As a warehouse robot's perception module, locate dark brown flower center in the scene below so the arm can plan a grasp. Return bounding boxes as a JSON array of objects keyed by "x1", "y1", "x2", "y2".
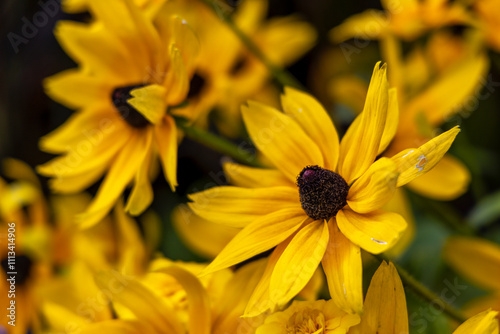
[
  {"x1": 111, "y1": 84, "x2": 150, "y2": 128},
  {"x1": 297, "y1": 165, "x2": 349, "y2": 220},
  {"x1": 1, "y1": 254, "x2": 33, "y2": 286}
]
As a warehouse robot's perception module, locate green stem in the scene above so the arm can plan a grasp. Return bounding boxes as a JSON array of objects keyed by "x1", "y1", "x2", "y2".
[
  {"x1": 374, "y1": 254, "x2": 467, "y2": 324},
  {"x1": 199, "y1": 0, "x2": 306, "y2": 91},
  {"x1": 175, "y1": 117, "x2": 263, "y2": 167}
]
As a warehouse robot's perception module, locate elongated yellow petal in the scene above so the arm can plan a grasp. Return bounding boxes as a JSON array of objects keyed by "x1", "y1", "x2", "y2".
[
  {"x1": 329, "y1": 10, "x2": 388, "y2": 43},
  {"x1": 406, "y1": 154, "x2": 470, "y2": 200},
  {"x1": 337, "y1": 209, "x2": 407, "y2": 254},
  {"x1": 444, "y1": 237, "x2": 500, "y2": 291},
  {"x1": 200, "y1": 208, "x2": 307, "y2": 276},
  {"x1": 321, "y1": 219, "x2": 363, "y2": 314},
  {"x1": 245, "y1": 238, "x2": 293, "y2": 317},
  {"x1": 391, "y1": 126, "x2": 460, "y2": 187},
  {"x1": 353, "y1": 261, "x2": 408, "y2": 334},
  {"x1": 378, "y1": 87, "x2": 399, "y2": 155},
  {"x1": 155, "y1": 115, "x2": 178, "y2": 191},
  {"x1": 270, "y1": 220, "x2": 329, "y2": 308},
  {"x1": 77, "y1": 130, "x2": 152, "y2": 228},
  {"x1": 172, "y1": 204, "x2": 238, "y2": 259},
  {"x1": 94, "y1": 271, "x2": 184, "y2": 334},
  {"x1": 53, "y1": 20, "x2": 139, "y2": 82},
  {"x1": 453, "y1": 310, "x2": 499, "y2": 334},
  {"x1": 223, "y1": 162, "x2": 292, "y2": 188},
  {"x1": 127, "y1": 85, "x2": 167, "y2": 125},
  {"x1": 347, "y1": 158, "x2": 398, "y2": 214},
  {"x1": 188, "y1": 186, "x2": 300, "y2": 228},
  {"x1": 44, "y1": 69, "x2": 110, "y2": 109},
  {"x1": 167, "y1": 15, "x2": 200, "y2": 74},
  {"x1": 157, "y1": 266, "x2": 211, "y2": 334},
  {"x1": 125, "y1": 148, "x2": 154, "y2": 216},
  {"x1": 163, "y1": 46, "x2": 190, "y2": 105},
  {"x1": 281, "y1": 87, "x2": 340, "y2": 170},
  {"x1": 400, "y1": 53, "x2": 489, "y2": 133},
  {"x1": 39, "y1": 106, "x2": 121, "y2": 154},
  {"x1": 339, "y1": 62, "x2": 389, "y2": 183},
  {"x1": 242, "y1": 101, "x2": 323, "y2": 183}
]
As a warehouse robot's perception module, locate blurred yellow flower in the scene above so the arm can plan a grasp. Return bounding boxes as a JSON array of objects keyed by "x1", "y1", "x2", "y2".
[
  {"x1": 189, "y1": 62, "x2": 460, "y2": 315},
  {"x1": 255, "y1": 299, "x2": 360, "y2": 334},
  {"x1": 37, "y1": 0, "x2": 199, "y2": 228},
  {"x1": 162, "y1": 0, "x2": 317, "y2": 137},
  {"x1": 444, "y1": 236, "x2": 500, "y2": 316}
]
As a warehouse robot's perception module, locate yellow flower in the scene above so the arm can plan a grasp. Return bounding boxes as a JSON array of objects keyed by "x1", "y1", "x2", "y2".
[
  {"x1": 453, "y1": 309, "x2": 499, "y2": 334},
  {"x1": 37, "y1": 0, "x2": 199, "y2": 227},
  {"x1": 330, "y1": 0, "x2": 471, "y2": 43},
  {"x1": 189, "y1": 62, "x2": 460, "y2": 315},
  {"x1": 444, "y1": 237, "x2": 500, "y2": 316},
  {"x1": 255, "y1": 299, "x2": 360, "y2": 334},
  {"x1": 474, "y1": 0, "x2": 500, "y2": 52},
  {"x1": 61, "y1": 0, "x2": 166, "y2": 13},
  {"x1": 349, "y1": 261, "x2": 408, "y2": 334},
  {"x1": 162, "y1": 0, "x2": 316, "y2": 137}
]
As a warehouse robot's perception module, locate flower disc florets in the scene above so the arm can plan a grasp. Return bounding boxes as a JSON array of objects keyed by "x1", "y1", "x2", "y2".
[
  {"x1": 111, "y1": 84, "x2": 150, "y2": 128},
  {"x1": 297, "y1": 165, "x2": 349, "y2": 220}
]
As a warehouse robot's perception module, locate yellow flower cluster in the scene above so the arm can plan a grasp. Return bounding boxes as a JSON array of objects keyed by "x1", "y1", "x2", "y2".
[{"x1": 1, "y1": 0, "x2": 500, "y2": 333}]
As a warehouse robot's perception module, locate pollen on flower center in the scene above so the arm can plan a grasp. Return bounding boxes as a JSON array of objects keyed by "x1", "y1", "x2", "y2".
[
  {"x1": 111, "y1": 84, "x2": 151, "y2": 128},
  {"x1": 297, "y1": 165, "x2": 349, "y2": 221}
]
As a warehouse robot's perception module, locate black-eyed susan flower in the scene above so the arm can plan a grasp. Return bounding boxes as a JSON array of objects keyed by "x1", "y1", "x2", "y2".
[
  {"x1": 188, "y1": 62, "x2": 460, "y2": 315},
  {"x1": 255, "y1": 299, "x2": 360, "y2": 334},
  {"x1": 444, "y1": 237, "x2": 500, "y2": 316},
  {"x1": 161, "y1": 0, "x2": 316, "y2": 138},
  {"x1": 37, "y1": 0, "x2": 199, "y2": 228}
]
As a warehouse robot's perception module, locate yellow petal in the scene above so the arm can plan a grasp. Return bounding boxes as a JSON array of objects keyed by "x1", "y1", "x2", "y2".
[
  {"x1": 406, "y1": 154, "x2": 470, "y2": 200},
  {"x1": 329, "y1": 10, "x2": 388, "y2": 43},
  {"x1": 336, "y1": 209, "x2": 407, "y2": 254},
  {"x1": 378, "y1": 87, "x2": 399, "y2": 155},
  {"x1": 94, "y1": 271, "x2": 184, "y2": 334},
  {"x1": 270, "y1": 220, "x2": 329, "y2": 308},
  {"x1": 127, "y1": 84, "x2": 167, "y2": 125},
  {"x1": 167, "y1": 15, "x2": 200, "y2": 74},
  {"x1": 453, "y1": 310, "x2": 499, "y2": 334},
  {"x1": 242, "y1": 101, "x2": 323, "y2": 183},
  {"x1": 200, "y1": 208, "x2": 307, "y2": 276},
  {"x1": 339, "y1": 62, "x2": 389, "y2": 183},
  {"x1": 354, "y1": 261, "x2": 409, "y2": 334},
  {"x1": 223, "y1": 162, "x2": 292, "y2": 188},
  {"x1": 125, "y1": 149, "x2": 154, "y2": 216},
  {"x1": 258, "y1": 16, "x2": 317, "y2": 66},
  {"x1": 39, "y1": 106, "x2": 120, "y2": 154},
  {"x1": 400, "y1": 53, "x2": 489, "y2": 133},
  {"x1": 188, "y1": 186, "x2": 300, "y2": 228},
  {"x1": 244, "y1": 241, "x2": 290, "y2": 317},
  {"x1": 347, "y1": 158, "x2": 398, "y2": 214},
  {"x1": 281, "y1": 87, "x2": 340, "y2": 170},
  {"x1": 171, "y1": 204, "x2": 238, "y2": 259},
  {"x1": 155, "y1": 115, "x2": 178, "y2": 191},
  {"x1": 444, "y1": 237, "x2": 500, "y2": 291},
  {"x1": 53, "y1": 20, "x2": 139, "y2": 82},
  {"x1": 163, "y1": 46, "x2": 190, "y2": 105},
  {"x1": 321, "y1": 219, "x2": 363, "y2": 314},
  {"x1": 391, "y1": 126, "x2": 460, "y2": 187},
  {"x1": 157, "y1": 266, "x2": 211, "y2": 334},
  {"x1": 383, "y1": 188, "x2": 416, "y2": 257},
  {"x1": 44, "y1": 69, "x2": 110, "y2": 109},
  {"x1": 77, "y1": 130, "x2": 152, "y2": 228}
]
